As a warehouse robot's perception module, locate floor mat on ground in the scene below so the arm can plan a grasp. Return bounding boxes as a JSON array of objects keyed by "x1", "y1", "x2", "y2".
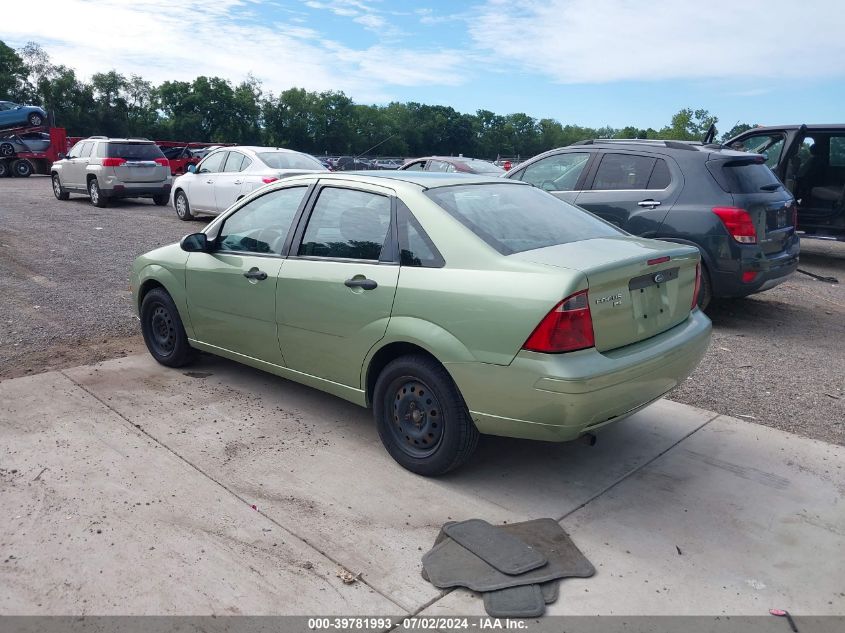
[
  {"x1": 483, "y1": 584, "x2": 546, "y2": 618},
  {"x1": 443, "y1": 519, "x2": 548, "y2": 575},
  {"x1": 421, "y1": 518, "x2": 595, "y2": 592}
]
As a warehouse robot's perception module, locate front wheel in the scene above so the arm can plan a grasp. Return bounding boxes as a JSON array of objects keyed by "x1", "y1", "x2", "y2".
[
  {"x1": 28, "y1": 112, "x2": 44, "y2": 127},
  {"x1": 174, "y1": 190, "x2": 194, "y2": 220},
  {"x1": 88, "y1": 178, "x2": 108, "y2": 207},
  {"x1": 373, "y1": 354, "x2": 479, "y2": 476},
  {"x1": 0, "y1": 142, "x2": 14, "y2": 157},
  {"x1": 52, "y1": 174, "x2": 70, "y2": 200},
  {"x1": 140, "y1": 288, "x2": 194, "y2": 367}
]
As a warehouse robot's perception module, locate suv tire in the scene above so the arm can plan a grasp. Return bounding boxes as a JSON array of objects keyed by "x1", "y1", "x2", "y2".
[
  {"x1": 140, "y1": 288, "x2": 194, "y2": 367},
  {"x1": 152, "y1": 194, "x2": 168, "y2": 206},
  {"x1": 88, "y1": 178, "x2": 109, "y2": 207},
  {"x1": 697, "y1": 264, "x2": 713, "y2": 311},
  {"x1": 52, "y1": 174, "x2": 70, "y2": 200},
  {"x1": 174, "y1": 190, "x2": 194, "y2": 220},
  {"x1": 374, "y1": 354, "x2": 479, "y2": 476},
  {"x1": 12, "y1": 159, "x2": 32, "y2": 177}
]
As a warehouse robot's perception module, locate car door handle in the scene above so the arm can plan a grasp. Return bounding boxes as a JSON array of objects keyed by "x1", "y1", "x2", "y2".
[
  {"x1": 344, "y1": 278, "x2": 378, "y2": 290},
  {"x1": 638, "y1": 199, "x2": 661, "y2": 208},
  {"x1": 206, "y1": 180, "x2": 214, "y2": 184},
  {"x1": 234, "y1": 180, "x2": 243, "y2": 185},
  {"x1": 243, "y1": 268, "x2": 267, "y2": 281}
]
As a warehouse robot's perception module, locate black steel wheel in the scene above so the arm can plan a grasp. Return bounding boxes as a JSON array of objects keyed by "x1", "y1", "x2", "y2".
[
  {"x1": 374, "y1": 354, "x2": 479, "y2": 476},
  {"x1": 52, "y1": 174, "x2": 69, "y2": 200},
  {"x1": 140, "y1": 287, "x2": 194, "y2": 367}
]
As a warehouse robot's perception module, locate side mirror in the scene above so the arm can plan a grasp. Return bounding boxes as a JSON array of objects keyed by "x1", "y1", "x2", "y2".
[
  {"x1": 180, "y1": 233, "x2": 210, "y2": 252},
  {"x1": 186, "y1": 164, "x2": 197, "y2": 173},
  {"x1": 57, "y1": 152, "x2": 65, "y2": 160}
]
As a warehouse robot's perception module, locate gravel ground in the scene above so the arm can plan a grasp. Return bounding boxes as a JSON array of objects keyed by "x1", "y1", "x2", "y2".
[{"x1": 1, "y1": 176, "x2": 843, "y2": 444}]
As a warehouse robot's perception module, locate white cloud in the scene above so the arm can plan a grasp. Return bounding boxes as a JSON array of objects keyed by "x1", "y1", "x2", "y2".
[
  {"x1": 468, "y1": 0, "x2": 845, "y2": 83},
  {"x1": 1, "y1": 0, "x2": 467, "y2": 102}
]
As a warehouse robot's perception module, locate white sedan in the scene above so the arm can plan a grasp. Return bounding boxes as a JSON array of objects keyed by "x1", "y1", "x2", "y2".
[{"x1": 170, "y1": 146, "x2": 327, "y2": 219}]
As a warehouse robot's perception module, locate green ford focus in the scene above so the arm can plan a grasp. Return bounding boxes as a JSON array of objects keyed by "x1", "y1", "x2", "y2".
[{"x1": 131, "y1": 172, "x2": 711, "y2": 475}]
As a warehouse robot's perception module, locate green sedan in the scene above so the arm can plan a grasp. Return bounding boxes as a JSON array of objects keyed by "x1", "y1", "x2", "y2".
[{"x1": 131, "y1": 172, "x2": 711, "y2": 475}]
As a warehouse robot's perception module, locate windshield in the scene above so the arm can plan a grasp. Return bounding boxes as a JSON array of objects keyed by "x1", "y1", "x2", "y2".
[
  {"x1": 257, "y1": 151, "x2": 324, "y2": 170},
  {"x1": 425, "y1": 183, "x2": 623, "y2": 255}
]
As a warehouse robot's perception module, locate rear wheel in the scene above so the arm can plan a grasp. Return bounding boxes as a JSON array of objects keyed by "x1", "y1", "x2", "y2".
[
  {"x1": 140, "y1": 287, "x2": 194, "y2": 367},
  {"x1": 374, "y1": 354, "x2": 479, "y2": 476},
  {"x1": 697, "y1": 263, "x2": 713, "y2": 311},
  {"x1": 174, "y1": 190, "x2": 193, "y2": 220},
  {"x1": 52, "y1": 174, "x2": 69, "y2": 200},
  {"x1": 88, "y1": 178, "x2": 108, "y2": 207},
  {"x1": 12, "y1": 159, "x2": 32, "y2": 177},
  {"x1": 152, "y1": 194, "x2": 168, "y2": 206},
  {"x1": 0, "y1": 161, "x2": 9, "y2": 178}
]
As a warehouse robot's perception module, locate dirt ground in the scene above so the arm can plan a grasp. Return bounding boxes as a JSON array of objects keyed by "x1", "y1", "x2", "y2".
[{"x1": 1, "y1": 176, "x2": 843, "y2": 443}]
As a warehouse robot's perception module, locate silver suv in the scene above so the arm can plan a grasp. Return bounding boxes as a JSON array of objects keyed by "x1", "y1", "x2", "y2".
[{"x1": 51, "y1": 137, "x2": 172, "y2": 207}]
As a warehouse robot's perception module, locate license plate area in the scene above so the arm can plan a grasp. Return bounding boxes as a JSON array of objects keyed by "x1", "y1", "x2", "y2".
[{"x1": 629, "y1": 267, "x2": 678, "y2": 333}]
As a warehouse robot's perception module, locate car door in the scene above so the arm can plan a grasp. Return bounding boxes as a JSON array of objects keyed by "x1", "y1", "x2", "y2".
[
  {"x1": 184, "y1": 184, "x2": 312, "y2": 364},
  {"x1": 509, "y1": 151, "x2": 593, "y2": 204},
  {"x1": 60, "y1": 141, "x2": 84, "y2": 187},
  {"x1": 67, "y1": 141, "x2": 94, "y2": 188},
  {"x1": 276, "y1": 182, "x2": 400, "y2": 388},
  {"x1": 574, "y1": 151, "x2": 679, "y2": 236},
  {"x1": 213, "y1": 151, "x2": 253, "y2": 212},
  {"x1": 191, "y1": 150, "x2": 228, "y2": 212}
]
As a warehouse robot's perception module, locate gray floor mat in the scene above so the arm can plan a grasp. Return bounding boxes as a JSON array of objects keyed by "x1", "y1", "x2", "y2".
[
  {"x1": 443, "y1": 519, "x2": 547, "y2": 575},
  {"x1": 422, "y1": 518, "x2": 594, "y2": 592},
  {"x1": 483, "y1": 584, "x2": 545, "y2": 618},
  {"x1": 540, "y1": 580, "x2": 559, "y2": 604}
]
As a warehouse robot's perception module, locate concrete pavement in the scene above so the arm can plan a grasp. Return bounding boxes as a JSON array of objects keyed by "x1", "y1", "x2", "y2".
[{"x1": 1, "y1": 353, "x2": 843, "y2": 616}]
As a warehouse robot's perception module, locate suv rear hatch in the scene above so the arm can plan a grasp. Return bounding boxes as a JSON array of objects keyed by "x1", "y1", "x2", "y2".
[
  {"x1": 106, "y1": 142, "x2": 169, "y2": 183},
  {"x1": 706, "y1": 155, "x2": 796, "y2": 255},
  {"x1": 511, "y1": 237, "x2": 700, "y2": 352}
]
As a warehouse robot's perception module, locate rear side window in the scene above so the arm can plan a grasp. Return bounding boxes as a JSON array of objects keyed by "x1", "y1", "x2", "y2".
[
  {"x1": 591, "y1": 154, "x2": 655, "y2": 190},
  {"x1": 829, "y1": 136, "x2": 845, "y2": 167},
  {"x1": 257, "y1": 152, "x2": 324, "y2": 170},
  {"x1": 223, "y1": 152, "x2": 246, "y2": 172},
  {"x1": 707, "y1": 159, "x2": 782, "y2": 193},
  {"x1": 397, "y1": 200, "x2": 444, "y2": 268},
  {"x1": 106, "y1": 143, "x2": 164, "y2": 160},
  {"x1": 78, "y1": 142, "x2": 94, "y2": 158},
  {"x1": 425, "y1": 183, "x2": 622, "y2": 255},
  {"x1": 298, "y1": 187, "x2": 392, "y2": 261},
  {"x1": 648, "y1": 159, "x2": 671, "y2": 189}
]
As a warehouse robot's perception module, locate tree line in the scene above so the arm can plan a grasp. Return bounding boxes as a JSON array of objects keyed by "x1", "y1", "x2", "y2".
[{"x1": 1, "y1": 41, "x2": 754, "y2": 158}]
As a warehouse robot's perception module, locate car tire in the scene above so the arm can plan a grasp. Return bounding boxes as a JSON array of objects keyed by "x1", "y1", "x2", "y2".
[
  {"x1": 152, "y1": 194, "x2": 168, "y2": 206},
  {"x1": 0, "y1": 142, "x2": 14, "y2": 157},
  {"x1": 697, "y1": 263, "x2": 713, "y2": 311},
  {"x1": 52, "y1": 174, "x2": 70, "y2": 200},
  {"x1": 0, "y1": 161, "x2": 9, "y2": 178},
  {"x1": 28, "y1": 113, "x2": 44, "y2": 127},
  {"x1": 88, "y1": 178, "x2": 108, "y2": 207},
  {"x1": 174, "y1": 190, "x2": 194, "y2": 220},
  {"x1": 12, "y1": 159, "x2": 32, "y2": 177},
  {"x1": 139, "y1": 287, "x2": 194, "y2": 368},
  {"x1": 374, "y1": 354, "x2": 479, "y2": 476}
]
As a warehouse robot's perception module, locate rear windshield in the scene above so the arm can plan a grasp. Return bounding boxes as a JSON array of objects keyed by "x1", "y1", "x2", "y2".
[
  {"x1": 106, "y1": 143, "x2": 165, "y2": 160},
  {"x1": 257, "y1": 151, "x2": 324, "y2": 170},
  {"x1": 425, "y1": 183, "x2": 623, "y2": 255},
  {"x1": 707, "y1": 159, "x2": 783, "y2": 194}
]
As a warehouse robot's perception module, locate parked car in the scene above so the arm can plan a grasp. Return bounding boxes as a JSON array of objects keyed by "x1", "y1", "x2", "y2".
[
  {"x1": 726, "y1": 124, "x2": 845, "y2": 241},
  {"x1": 0, "y1": 131, "x2": 51, "y2": 157},
  {"x1": 51, "y1": 137, "x2": 172, "y2": 207},
  {"x1": 504, "y1": 139, "x2": 800, "y2": 308},
  {"x1": 170, "y1": 146, "x2": 327, "y2": 219},
  {"x1": 131, "y1": 172, "x2": 711, "y2": 475},
  {"x1": 0, "y1": 101, "x2": 47, "y2": 129},
  {"x1": 334, "y1": 156, "x2": 373, "y2": 171},
  {"x1": 400, "y1": 156, "x2": 505, "y2": 175},
  {"x1": 372, "y1": 159, "x2": 402, "y2": 170}
]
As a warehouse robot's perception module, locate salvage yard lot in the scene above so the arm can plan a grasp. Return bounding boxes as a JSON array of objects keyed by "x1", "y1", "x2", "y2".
[{"x1": 1, "y1": 176, "x2": 843, "y2": 444}]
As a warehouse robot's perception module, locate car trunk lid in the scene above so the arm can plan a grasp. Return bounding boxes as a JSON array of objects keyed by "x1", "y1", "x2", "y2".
[{"x1": 511, "y1": 237, "x2": 700, "y2": 352}]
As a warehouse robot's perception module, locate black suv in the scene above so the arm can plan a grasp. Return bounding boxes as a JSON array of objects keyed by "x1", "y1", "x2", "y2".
[
  {"x1": 726, "y1": 124, "x2": 845, "y2": 241},
  {"x1": 504, "y1": 139, "x2": 800, "y2": 308}
]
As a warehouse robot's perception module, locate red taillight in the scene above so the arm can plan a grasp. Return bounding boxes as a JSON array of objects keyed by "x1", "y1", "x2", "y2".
[
  {"x1": 262, "y1": 177, "x2": 278, "y2": 184},
  {"x1": 102, "y1": 158, "x2": 126, "y2": 167},
  {"x1": 154, "y1": 157, "x2": 169, "y2": 166},
  {"x1": 691, "y1": 262, "x2": 702, "y2": 309},
  {"x1": 742, "y1": 271, "x2": 759, "y2": 283},
  {"x1": 523, "y1": 290, "x2": 595, "y2": 353},
  {"x1": 712, "y1": 207, "x2": 757, "y2": 244},
  {"x1": 647, "y1": 256, "x2": 670, "y2": 266}
]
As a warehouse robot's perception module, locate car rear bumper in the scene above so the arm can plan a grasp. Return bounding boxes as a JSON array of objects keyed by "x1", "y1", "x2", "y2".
[
  {"x1": 445, "y1": 309, "x2": 712, "y2": 442},
  {"x1": 711, "y1": 236, "x2": 800, "y2": 298},
  {"x1": 102, "y1": 183, "x2": 172, "y2": 199}
]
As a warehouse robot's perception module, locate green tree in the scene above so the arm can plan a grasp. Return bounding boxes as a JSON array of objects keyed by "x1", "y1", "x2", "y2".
[
  {"x1": 658, "y1": 108, "x2": 718, "y2": 141},
  {"x1": 0, "y1": 40, "x2": 27, "y2": 99}
]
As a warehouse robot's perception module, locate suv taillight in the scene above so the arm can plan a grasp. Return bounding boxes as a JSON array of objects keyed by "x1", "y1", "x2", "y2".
[
  {"x1": 691, "y1": 262, "x2": 702, "y2": 310},
  {"x1": 712, "y1": 207, "x2": 757, "y2": 244},
  {"x1": 154, "y1": 157, "x2": 169, "y2": 166},
  {"x1": 523, "y1": 290, "x2": 595, "y2": 353},
  {"x1": 102, "y1": 158, "x2": 126, "y2": 167}
]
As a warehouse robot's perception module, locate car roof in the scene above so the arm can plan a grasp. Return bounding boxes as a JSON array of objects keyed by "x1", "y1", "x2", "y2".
[
  {"x1": 733, "y1": 124, "x2": 845, "y2": 133},
  {"x1": 283, "y1": 171, "x2": 522, "y2": 190},
  {"x1": 234, "y1": 146, "x2": 308, "y2": 154},
  {"x1": 535, "y1": 140, "x2": 754, "y2": 160}
]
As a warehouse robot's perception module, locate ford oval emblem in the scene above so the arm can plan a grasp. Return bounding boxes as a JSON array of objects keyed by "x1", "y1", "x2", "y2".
[{"x1": 653, "y1": 273, "x2": 666, "y2": 283}]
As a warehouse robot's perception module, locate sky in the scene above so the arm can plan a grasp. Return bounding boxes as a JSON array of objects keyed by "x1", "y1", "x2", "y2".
[{"x1": 3, "y1": 0, "x2": 845, "y2": 131}]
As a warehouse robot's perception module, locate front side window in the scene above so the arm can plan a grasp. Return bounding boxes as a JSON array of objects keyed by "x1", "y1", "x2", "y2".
[
  {"x1": 591, "y1": 153, "x2": 656, "y2": 190},
  {"x1": 426, "y1": 183, "x2": 622, "y2": 255},
  {"x1": 298, "y1": 187, "x2": 391, "y2": 261},
  {"x1": 518, "y1": 152, "x2": 589, "y2": 191},
  {"x1": 68, "y1": 142, "x2": 83, "y2": 158},
  {"x1": 198, "y1": 151, "x2": 227, "y2": 174},
  {"x1": 217, "y1": 187, "x2": 308, "y2": 255}
]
